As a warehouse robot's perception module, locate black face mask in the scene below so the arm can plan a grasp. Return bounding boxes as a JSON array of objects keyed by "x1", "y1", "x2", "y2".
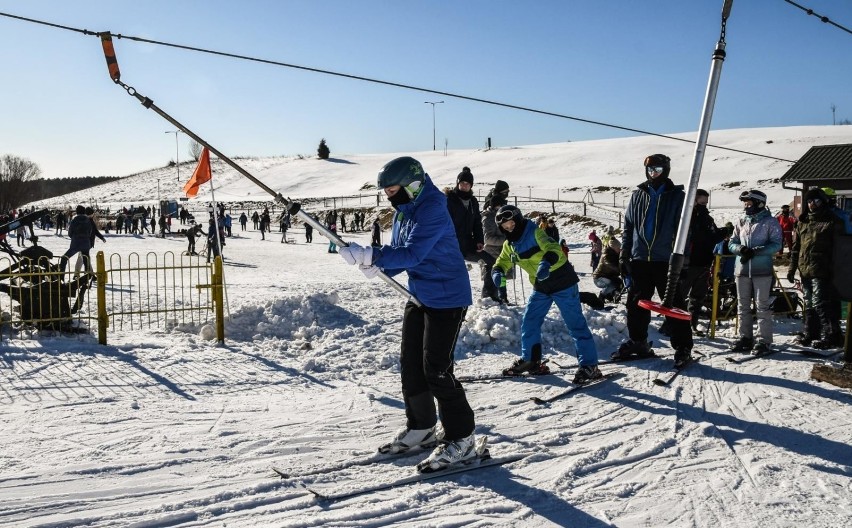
[
  {"x1": 456, "y1": 187, "x2": 473, "y2": 199},
  {"x1": 694, "y1": 204, "x2": 708, "y2": 213},
  {"x1": 388, "y1": 190, "x2": 411, "y2": 208},
  {"x1": 648, "y1": 176, "x2": 667, "y2": 189}
]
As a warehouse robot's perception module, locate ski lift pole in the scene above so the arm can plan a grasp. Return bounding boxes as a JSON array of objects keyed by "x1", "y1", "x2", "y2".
[
  {"x1": 640, "y1": 0, "x2": 733, "y2": 320},
  {"x1": 98, "y1": 34, "x2": 422, "y2": 307}
]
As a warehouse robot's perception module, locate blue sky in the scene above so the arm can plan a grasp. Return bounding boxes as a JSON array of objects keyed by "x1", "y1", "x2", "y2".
[{"x1": 1, "y1": 0, "x2": 851, "y2": 179}]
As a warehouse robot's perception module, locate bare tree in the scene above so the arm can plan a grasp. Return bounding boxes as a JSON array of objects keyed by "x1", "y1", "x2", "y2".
[
  {"x1": 188, "y1": 139, "x2": 203, "y2": 161},
  {"x1": 0, "y1": 154, "x2": 41, "y2": 212}
]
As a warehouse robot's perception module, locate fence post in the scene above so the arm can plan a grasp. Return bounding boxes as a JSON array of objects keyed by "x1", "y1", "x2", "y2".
[
  {"x1": 583, "y1": 203, "x2": 587, "y2": 216},
  {"x1": 96, "y1": 251, "x2": 108, "y2": 345},
  {"x1": 213, "y1": 256, "x2": 225, "y2": 344}
]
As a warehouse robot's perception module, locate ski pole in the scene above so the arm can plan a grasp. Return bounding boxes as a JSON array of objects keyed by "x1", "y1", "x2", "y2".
[{"x1": 98, "y1": 34, "x2": 422, "y2": 307}]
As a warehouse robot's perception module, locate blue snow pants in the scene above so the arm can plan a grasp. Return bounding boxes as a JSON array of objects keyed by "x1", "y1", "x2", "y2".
[{"x1": 521, "y1": 283, "x2": 598, "y2": 366}]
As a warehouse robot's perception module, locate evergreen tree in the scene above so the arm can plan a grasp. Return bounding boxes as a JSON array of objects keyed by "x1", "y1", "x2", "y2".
[{"x1": 317, "y1": 138, "x2": 330, "y2": 160}]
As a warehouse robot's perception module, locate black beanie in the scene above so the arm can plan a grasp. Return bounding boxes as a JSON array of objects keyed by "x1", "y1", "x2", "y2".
[
  {"x1": 457, "y1": 167, "x2": 474, "y2": 186},
  {"x1": 494, "y1": 180, "x2": 509, "y2": 194},
  {"x1": 805, "y1": 187, "x2": 828, "y2": 204}
]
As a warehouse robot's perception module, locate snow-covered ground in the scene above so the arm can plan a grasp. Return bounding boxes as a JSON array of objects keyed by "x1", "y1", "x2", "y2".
[{"x1": 2, "y1": 126, "x2": 851, "y2": 527}]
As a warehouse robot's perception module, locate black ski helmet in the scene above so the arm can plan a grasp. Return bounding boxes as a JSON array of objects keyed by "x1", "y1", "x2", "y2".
[
  {"x1": 495, "y1": 204, "x2": 526, "y2": 240},
  {"x1": 644, "y1": 154, "x2": 671, "y2": 180},
  {"x1": 377, "y1": 156, "x2": 426, "y2": 190}
]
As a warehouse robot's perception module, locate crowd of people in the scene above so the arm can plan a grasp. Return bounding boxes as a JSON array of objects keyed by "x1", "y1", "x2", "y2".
[{"x1": 335, "y1": 154, "x2": 849, "y2": 474}]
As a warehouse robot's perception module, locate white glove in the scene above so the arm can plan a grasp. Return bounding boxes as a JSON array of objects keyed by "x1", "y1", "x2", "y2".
[
  {"x1": 359, "y1": 264, "x2": 380, "y2": 279},
  {"x1": 339, "y1": 242, "x2": 373, "y2": 266}
]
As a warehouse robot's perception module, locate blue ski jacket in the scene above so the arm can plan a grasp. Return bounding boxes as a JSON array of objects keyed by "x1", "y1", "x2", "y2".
[
  {"x1": 373, "y1": 175, "x2": 473, "y2": 309},
  {"x1": 622, "y1": 179, "x2": 686, "y2": 263}
]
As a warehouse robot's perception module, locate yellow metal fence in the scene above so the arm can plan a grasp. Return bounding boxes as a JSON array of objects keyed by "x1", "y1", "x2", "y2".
[{"x1": 0, "y1": 251, "x2": 223, "y2": 344}]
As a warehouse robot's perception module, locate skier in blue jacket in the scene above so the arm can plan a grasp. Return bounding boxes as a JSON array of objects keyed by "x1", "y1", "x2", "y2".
[
  {"x1": 338, "y1": 156, "x2": 479, "y2": 473},
  {"x1": 491, "y1": 205, "x2": 601, "y2": 384}
]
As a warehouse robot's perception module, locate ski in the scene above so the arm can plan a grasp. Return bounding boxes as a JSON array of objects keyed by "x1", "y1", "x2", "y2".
[
  {"x1": 530, "y1": 372, "x2": 620, "y2": 405},
  {"x1": 725, "y1": 347, "x2": 783, "y2": 364},
  {"x1": 457, "y1": 360, "x2": 559, "y2": 383},
  {"x1": 278, "y1": 450, "x2": 528, "y2": 502},
  {"x1": 653, "y1": 356, "x2": 702, "y2": 386},
  {"x1": 271, "y1": 445, "x2": 430, "y2": 480}
]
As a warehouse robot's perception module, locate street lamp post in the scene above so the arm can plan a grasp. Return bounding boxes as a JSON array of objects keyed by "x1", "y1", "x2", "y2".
[
  {"x1": 424, "y1": 101, "x2": 444, "y2": 151},
  {"x1": 165, "y1": 130, "x2": 181, "y2": 182}
]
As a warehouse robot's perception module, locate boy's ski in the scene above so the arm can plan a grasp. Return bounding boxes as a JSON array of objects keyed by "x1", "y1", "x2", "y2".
[
  {"x1": 275, "y1": 449, "x2": 528, "y2": 502},
  {"x1": 530, "y1": 372, "x2": 620, "y2": 405},
  {"x1": 457, "y1": 360, "x2": 559, "y2": 382}
]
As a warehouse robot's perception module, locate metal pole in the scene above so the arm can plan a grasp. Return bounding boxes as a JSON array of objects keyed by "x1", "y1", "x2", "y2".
[
  {"x1": 121, "y1": 84, "x2": 421, "y2": 306},
  {"x1": 165, "y1": 130, "x2": 181, "y2": 182},
  {"x1": 424, "y1": 101, "x2": 444, "y2": 151},
  {"x1": 659, "y1": 0, "x2": 733, "y2": 309}
]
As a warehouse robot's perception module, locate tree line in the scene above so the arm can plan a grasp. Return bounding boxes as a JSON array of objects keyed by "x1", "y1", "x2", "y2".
[{"x1": 1, "y1": 154, "x2": 121, "y2": 213}]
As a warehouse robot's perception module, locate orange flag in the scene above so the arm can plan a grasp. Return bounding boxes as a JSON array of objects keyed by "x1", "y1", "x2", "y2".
[{"x1": 183, "y1": 147, "x2": 212, "y2": 198}]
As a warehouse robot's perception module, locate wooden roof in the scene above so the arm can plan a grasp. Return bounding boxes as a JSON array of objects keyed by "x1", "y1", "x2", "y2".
[{"x1": 779, "y1": 143, "x2": 852, "y2": 182}]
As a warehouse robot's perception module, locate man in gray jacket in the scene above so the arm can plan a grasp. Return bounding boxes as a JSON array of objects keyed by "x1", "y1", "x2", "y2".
[{"x1": 728, "y1": 190, "x2": 783, "y2": 355}]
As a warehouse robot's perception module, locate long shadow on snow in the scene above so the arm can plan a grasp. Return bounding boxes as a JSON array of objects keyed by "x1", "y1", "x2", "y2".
[
  {"x1": 590, "y1": 369, "x2": 852, "y2": 469},
  {"x1": 233, "y1": 348, "x2": 335, "y2": 389},
  {"x1": 6, "y1": 344, "x2": 197, "y2": 401}
]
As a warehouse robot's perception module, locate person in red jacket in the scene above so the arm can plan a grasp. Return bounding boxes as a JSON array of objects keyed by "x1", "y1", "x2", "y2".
[{"x1": 776, "y1": 204, "x2": 796, "y2": 255}]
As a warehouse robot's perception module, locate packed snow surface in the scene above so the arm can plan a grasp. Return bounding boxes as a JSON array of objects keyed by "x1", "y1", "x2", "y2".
[{"x1": 2, "y1": 126, "x2": 851, "y2": 527}]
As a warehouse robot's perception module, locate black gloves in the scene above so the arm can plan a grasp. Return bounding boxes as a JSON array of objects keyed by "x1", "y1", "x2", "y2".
[
  {"x1": 619, "y1": 258, "x2": 632, "y2": 279},
  {"x1": 739, "y1": 247, "x2": 755, "y2": 262}
]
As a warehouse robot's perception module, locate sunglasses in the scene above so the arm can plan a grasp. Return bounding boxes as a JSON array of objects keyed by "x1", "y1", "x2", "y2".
[
  {"x1": 646, "y1": 166, "x2": 665, "y2": 175},
  {"x1": 496, "y1": 210, "x2": 515, "y2": 223}
]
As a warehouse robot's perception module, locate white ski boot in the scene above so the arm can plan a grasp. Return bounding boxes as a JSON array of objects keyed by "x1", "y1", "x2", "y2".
[{"x1": 378, "y1": 426, "x2": 437, "y2": 454}]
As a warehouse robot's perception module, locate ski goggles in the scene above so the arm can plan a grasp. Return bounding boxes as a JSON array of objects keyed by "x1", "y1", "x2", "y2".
[
  {"x1": 807, "y1": 198, "x2": 823, "y2": 206},
  {"x1": 739, "y1": 190, "x2": 766, "y2": 203},
  {"x1": 646, "y1": 166, "x2": 665, "y2": 175},
  {"x1": 496, "y1": 209, "x2": 516, "y2": 223}
]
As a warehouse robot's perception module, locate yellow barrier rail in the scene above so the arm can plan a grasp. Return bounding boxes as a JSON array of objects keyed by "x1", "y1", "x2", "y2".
[{"x1": 0, "y1": 251, "x2": 221, "y2": 344}]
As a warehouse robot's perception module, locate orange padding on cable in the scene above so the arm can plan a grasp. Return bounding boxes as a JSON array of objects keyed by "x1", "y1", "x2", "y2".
[{"x1": 100, "y1": 33, "x2": 121, "y2": 81}]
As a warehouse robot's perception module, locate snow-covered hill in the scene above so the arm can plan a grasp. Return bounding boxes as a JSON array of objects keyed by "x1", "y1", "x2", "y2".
[{"x1": 4, "y1": 125, "x2": 851, "y2": 527}]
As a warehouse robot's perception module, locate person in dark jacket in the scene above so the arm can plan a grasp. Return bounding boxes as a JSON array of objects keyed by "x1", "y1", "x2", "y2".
[
  {"x1": 544, "y1": 217, "x2": 560, "y2": 241},
  {"x1": 304, "y1": 221, "x2": 313, "y2": 243},
  {"x1": 612, "y1": 154, "x2": 693, "y2": 367},
  {"x1": 788, "y1": 187, "x2": 846, "y2": 349},
  {"x1": 481, "y1": 180, "x2": 511, "y2": 303},
  {"x1": 338, "y1": 157, "x2": 480, "y2": 473},
  {"x1": 61, "y1": 205, "x2": 98, "y2": 273},
  {"x1": 593, "y1": 237, "x2": 623, "y2": 302},
  {"x1": 370, "y1": 219, "x2": 381, "y2": 247},
  {"x1": 492, "y1": 204, "x2": 600, "y2": 384},
  {"x1": 680, "y1": 189, "x2": 726, "y2": 330},
  {"x1": 186, "y1": 222, "x2": 205, "y2": 255},
  {"x1": 446, "y1": 167, "x2": 500, "y2": 302}
]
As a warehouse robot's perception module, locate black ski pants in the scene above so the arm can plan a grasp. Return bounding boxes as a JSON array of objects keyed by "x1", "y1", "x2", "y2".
[
  {"x1": 462, "y1": 250, "x2": 499, "y2": 300},
  {"x1": 681, "y1": 265, "x2": 711, "y2": 327},
  {"x1": 626, "y1": 259, "x2": 693, "y2": 351},
  {"x1": 400, "y1": 301, "x2": 475, "y2": 441}
]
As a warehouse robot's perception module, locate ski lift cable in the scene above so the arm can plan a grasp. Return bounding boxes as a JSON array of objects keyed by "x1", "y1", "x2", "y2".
[
  {"x1": 0, "y1": 10, "x2": 797, "y2": 165},
  {"x1": 782, "y1": 0, "x2": 852, "y2": 36}
]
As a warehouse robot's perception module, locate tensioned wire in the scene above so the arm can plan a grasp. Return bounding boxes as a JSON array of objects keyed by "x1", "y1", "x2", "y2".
[{"x1": 1, "y1": 4, "x2": 850, "y2": 169}]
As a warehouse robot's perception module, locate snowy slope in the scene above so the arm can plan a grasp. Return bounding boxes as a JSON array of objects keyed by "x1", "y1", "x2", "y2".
[{"x1": 2, "y1": 126, "x2": 852, "y2": 527}]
